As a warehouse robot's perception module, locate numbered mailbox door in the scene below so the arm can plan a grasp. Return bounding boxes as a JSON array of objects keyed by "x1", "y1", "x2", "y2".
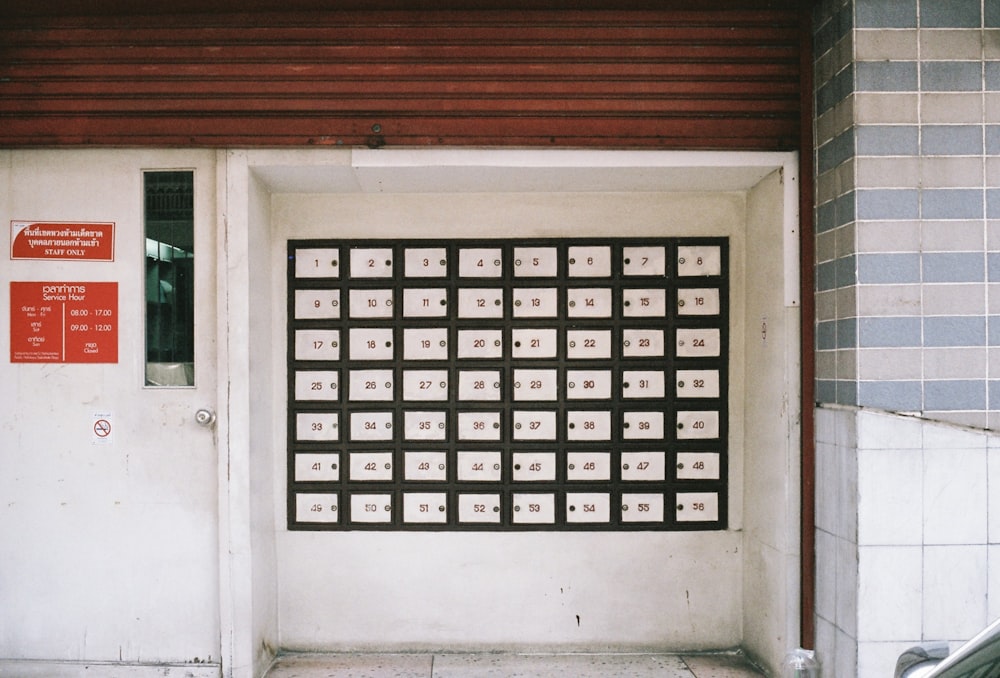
[
  {"x1": 566, "y1": 370, "x2": 612, "y2": 400},
  {"x1": 403, "y1": 493, "x2": 448, "y2": 524},
  {"x1": 566, "y1": 330, "x2": 612, "y2": 359},
  {"x1": 566, "y1": 451, "x2": 611, "y2": 481},
  {"x1": 675, "y1": 328, "x2": 722, "y2": 358},
  {"x1": 457, "y1": 451, "x2": 502, "y2": 482},
  {"x1": 620, "y1": 493, "x2": 665, "y2": 523},
  {"x1": 458, "y1": 288, "x2": 504, "y2": 318},
  {"x1": 677, "y1": 288, "x2": 721, "y2": 316},
  {"x1": 676, "y1": 410, "x2": 720, "y2": 440},
  {"x1": 566, "y1": 493, "x2": 611, "y2": 523},
  {"x1": 567, "y1": 411, "x2": 611, "y2": 441},
  {"x1": 457, "y1": 329, "x2": 503, "y2": 359},
  {"x1": 676, "y1": 492, "x2": 720, "y2": 522},
  {"x1": 404, "y1": 451, "x2": 448, "y2": 481},
  {"x1": 350, "y1": 451, "x2": 394, "y2": 481},
  {"x1": 622, "y1": 246, "x2": 666, "y2": 276},
  {"x1": 512, "y1": 410, "x2": 557, "y2": 441},
  {"x1": 294, "y1": 289, "x2": 340, "y2": 319},
  {"x1": 622, "y1": 329, "x2": 665, "y2": 358},
  {"x1": 458, "y1": 494, "x2": 502, "y2": 523},
  {"x1": 621, "y1": 451, "x2": 666, "y2": 481},
  {"x1": 676, "y1": 369, "x2": 721, "y2": 399},
  {"x1": 351, "y1": 493, "x2": 393, "y2": 523},
  {"x1": 459, "y1": 248, "x2": 503, "y2": 277},
  {"x1": 513, "y1": 369, "x2": 558, "y2": 401},
  {"x1": 512, "y1": 493, "x2": 556, "y2": 524},
  {"x1": 512, "y1": 287, "x2": 558, "y2": 318},
  {"x1": 349, "y1": 369, "x2": 394, "y2": 401},
  {"x1": 295, "y1": 248, "x2": 340, "y2": 278},
  {"x1": 511, "y1": 329, "x2": 558, "y2": 359},
  {"x1": 403, "y1": 370, "x2": 449, "y2": 401},
  {"x1": 295, "y1": 329, "x2": 341, "y2": 361},
  {"x1": 350, "y1": 248, "x2": 393, "y2": 278},
  {"x1": 513, "y1": 247, "x2": 558, "y2": 277},
  {"x1": 404, "y1": 410, "x2": 448, "y2": 440},
  {"x1": 404, "y1": 247, "x2": 448, "y2": 277},
  {"x1": 567, "y1": 288, "x2": 612, "y2": 318},
  {"x1": 403, "y1": 328, "x2": 448, "y2": 360},
  {"x1": 458, "y1": 411, "x2": 502, "y2": 440},
  {"x1": 351, "y1": 411, "x2": 394, "y2": 441},
  {"x1": 350, "y1": 328, "x2": 394, "y2": 360},
  {"x1": 568, "y1": 246, "x2": 611, "y2": 277},
  {"x1": 349, "y1": 288, "x2": 394, "y2": 318},
  {"x1": 458, "y1": 370, "x2": 502, "y2": 401},
  {"x1": 294, "y1": 453, "x2": 340, "y2": 482},
  {"x1": 296, "y1": 412, "x2": 339, "y2": 442},
  {"x1": 296, "y1": 493, "x2": 339, "y2": 523},
  {"x1": 622, "y1": 411, "x2": 664, "y2": 440},
  {"x1": 676, "y1": 452, "x2": 721, "y2": 481},
  {"x1": 402, "y1": 288, "x2": 449, "y2": 317},
  {"x1": 622, "y1": 289, "x2": 666, "y2": 317},
  {"x1": 677, "y1": 245, "x2": 723, "y2": 276},
  {"x1": 295, "y1": 371, "x2": 339, "y2": 401},
  {"x1": 512, "y1": 452, "x2": 556, "y2": 481}
]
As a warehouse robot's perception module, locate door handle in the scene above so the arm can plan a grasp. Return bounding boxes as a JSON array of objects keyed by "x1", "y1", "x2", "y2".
[{"x1": 195, "y1": 408, "x2": 217, "y2": 427}]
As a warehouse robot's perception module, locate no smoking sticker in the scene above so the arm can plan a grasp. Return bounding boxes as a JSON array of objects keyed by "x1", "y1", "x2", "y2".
[{"x1": 92, "y1": 412, "x2": 113, "y2": 445}]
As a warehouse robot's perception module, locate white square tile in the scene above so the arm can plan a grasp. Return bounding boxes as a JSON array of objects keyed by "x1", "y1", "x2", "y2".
[
  {"x1": 924, "y1": 449, "x2": 988, "y2": 545},
  {"x1": 923, "y1": 420, "x2": 987, "y2": 450},
  {"x1": 814, "y1": 616, "x2": 837, "y2": 676},
  {"x1": 858, "y1": 410, "x2": 922, "y2": 450},
  {"x1": 837, "y1": 537, "x2": 859, "y2": 639},
  {"x1": 858, "y1": 641, "x2": 919, "y2": 678},
  {"x1": 857, "y1": 545, "x2": 922, "y2": 641},
  {"x1": 834, "y1": 626, "x2": 858, "y2": 678},
  {"x1": 838, "y1": 442, "x2": 859, "y2": 544},
  {"x1": 815, "y1": 442, "x2": 840, "y2": 535},
  {"x1": 837, "y1": 408, "x2": 858, "y2": 448},
  {"x1": 923, "y1": 545, "x2": 989, "y2": 640},
  {"x1": 990, "y1": 446, "x2": 1000, "y2": 544},
  {"x1": 858, "y1": 449, "x2": 922, "y2": 545},
  {"x1": 815, "y1": 529, "x2": 837, "y2": 621},
  {"x1": 815, "y1": 406, "x2": 837, "y2": 444},
  {"x1": 989, "y1": 545, "x2": 1000, "y2": 621}
]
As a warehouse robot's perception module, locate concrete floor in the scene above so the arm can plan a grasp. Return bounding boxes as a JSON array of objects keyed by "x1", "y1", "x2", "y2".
[{"x1": 264, "y1": 652, "x2": 767, "y2": 677}]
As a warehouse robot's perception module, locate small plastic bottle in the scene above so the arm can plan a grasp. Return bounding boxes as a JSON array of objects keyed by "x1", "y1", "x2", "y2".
[{"x1": 782, "y1": 648, "x2": 820, "y2": 677}]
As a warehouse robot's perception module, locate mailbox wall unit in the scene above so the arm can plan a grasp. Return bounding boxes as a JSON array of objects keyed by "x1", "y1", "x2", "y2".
[{"x1": 287, "y1": 237, "x2": 728, "y2": 531}]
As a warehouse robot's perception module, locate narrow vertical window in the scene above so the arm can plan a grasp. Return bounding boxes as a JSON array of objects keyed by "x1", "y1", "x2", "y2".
[{"x1": 144, "y1": 171, "x2": 195, "y2": 386}]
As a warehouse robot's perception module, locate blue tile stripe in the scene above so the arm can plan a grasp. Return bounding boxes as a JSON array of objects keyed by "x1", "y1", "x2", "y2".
[{"x1": 813, "y1": 0, "x2": 1000, "y2": 412}]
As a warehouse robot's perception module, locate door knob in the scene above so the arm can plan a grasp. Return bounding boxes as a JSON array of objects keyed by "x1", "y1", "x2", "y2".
[{"x1": 195, "y1": 408, "x2": 216, "y2": 427}]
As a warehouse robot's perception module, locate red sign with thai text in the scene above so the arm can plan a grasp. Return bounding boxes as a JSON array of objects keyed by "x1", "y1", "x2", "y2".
[
  {"x1": 10, "y1": 282, "x2": 118, "y2": 363},
  {"x1": 10, "y1": 221, "x2": 115, "y2": 261}
]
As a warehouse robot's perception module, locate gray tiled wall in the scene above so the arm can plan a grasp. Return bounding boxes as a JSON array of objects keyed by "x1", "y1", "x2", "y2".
[{"x1": 814, "y1": 0, "x2": 1000, "y2": 428}]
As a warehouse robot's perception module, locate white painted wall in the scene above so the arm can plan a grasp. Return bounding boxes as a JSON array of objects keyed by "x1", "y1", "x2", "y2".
[
  {"x1": 0, "y1": 150, "x2": 221, "y2": 676},
  {"x1": 269, "y1": 188, "x2": 747, "y2": 651},
  {"x1": 237, "y1": 149, "x2": 800, "y2": 672},
  {"x1": 742, "y1": 168, "x2": 803, "y2": 667},
  {"x1": 0, "y1": 148, "x2": 800, "y2": 678}
]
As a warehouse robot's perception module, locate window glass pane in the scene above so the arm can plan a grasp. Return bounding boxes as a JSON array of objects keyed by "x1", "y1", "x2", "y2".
[{"x1": 144, "y1": 171, "x2": 195, "y2": 386}]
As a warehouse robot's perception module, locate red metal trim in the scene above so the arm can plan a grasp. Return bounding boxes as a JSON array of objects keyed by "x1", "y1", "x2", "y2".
[{"x1": 797, "y1": 7, "x2": 816, "y2": 651}]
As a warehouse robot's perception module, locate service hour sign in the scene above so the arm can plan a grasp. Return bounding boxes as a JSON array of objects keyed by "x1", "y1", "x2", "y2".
[
  {"x1": 287, "y1": 238, "x2": 728, "y2": 531},
  {"x1": 10, "y1": 281, "x2": 118, "y2": 363}
]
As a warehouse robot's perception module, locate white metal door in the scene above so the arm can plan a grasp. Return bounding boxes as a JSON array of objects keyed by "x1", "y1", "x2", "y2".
[{"x1": 0, "y1": 149, "x2": 220, "y2": 671}]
